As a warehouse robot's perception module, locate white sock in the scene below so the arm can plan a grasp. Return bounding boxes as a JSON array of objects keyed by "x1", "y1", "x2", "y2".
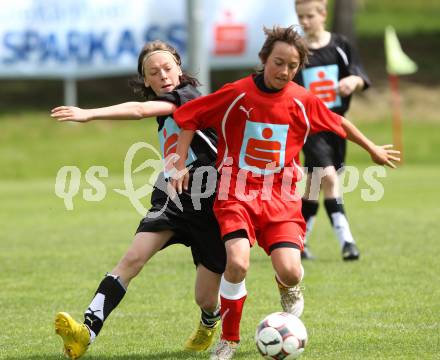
[
  {"x1": 87, "y1": 327, "x2": 96, "y2": 343},
  {"x1": 220, "y1": 276, "x2": 247, "y2": 300},
  {"x1": 304, "y1": 216, "x2": 316, "y2": 244},
  {"x1": 330, "y1": 212, "x2": 355, "y2": 247}
]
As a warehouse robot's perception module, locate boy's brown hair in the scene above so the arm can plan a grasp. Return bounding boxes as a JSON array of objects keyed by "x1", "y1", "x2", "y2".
[
  {"x1": 258, "y1": 25, "x2": 310, "y2": 71},
  {"x1": 130, "y1": 40, "x2": 199, "y2": 100}
]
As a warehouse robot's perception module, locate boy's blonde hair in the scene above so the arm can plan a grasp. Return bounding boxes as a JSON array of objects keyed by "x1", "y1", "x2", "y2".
[{"x1": 295, "y1": 0, "x2": 327, "y2": 13}]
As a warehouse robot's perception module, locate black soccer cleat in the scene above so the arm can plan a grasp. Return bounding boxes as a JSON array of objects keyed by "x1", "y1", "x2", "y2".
[
  {"x1": 342, "y1": 242, "x2": 360, "y2": 261},
  {"x1": 301, "y1": 245, "x2": 315, "y2": 260}
]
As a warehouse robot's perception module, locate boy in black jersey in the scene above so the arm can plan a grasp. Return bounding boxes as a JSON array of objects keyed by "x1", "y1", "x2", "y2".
[
  {"x1": 294, "y1": 0, "x2": 371, "y2": 261},
  {"x1": 51, "y1": 41, "x2": 225, "y2": 359}
]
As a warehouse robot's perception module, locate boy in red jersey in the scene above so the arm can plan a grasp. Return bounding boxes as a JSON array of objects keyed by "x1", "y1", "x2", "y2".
[{"x1": 171, "y1": 26, "x2": 399, "y2": 360}]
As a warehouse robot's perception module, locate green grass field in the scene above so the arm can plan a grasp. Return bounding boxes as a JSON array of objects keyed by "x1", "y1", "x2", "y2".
[
  {"x1": 1, "y1": 114, "x2": 439, "y2": 359},
  {"x1": 324, "y1": 0, "x2": 440, "y2": 35}
]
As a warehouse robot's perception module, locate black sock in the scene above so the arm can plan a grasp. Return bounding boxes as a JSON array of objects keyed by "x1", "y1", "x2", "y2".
[
  {"x1": 301, "y1": 199, "x2": 319, "y2": 222},
  {"x1": 323, "y1": 198, "x2": 345, "y2": 224},
  {"x1": 84, "y1": 274, "x2": 126, "y2": 336},
  {"x1": 301, "y1": 199, "x2": 319, "y2": 247},
  {"x1": 200, "y1": 307, "x2": 220, "y2": 328}
]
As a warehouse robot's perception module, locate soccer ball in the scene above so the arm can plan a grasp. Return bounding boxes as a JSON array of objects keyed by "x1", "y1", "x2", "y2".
[{"x1": 255, "y1": 312, "x2": 307, "y2": 359}]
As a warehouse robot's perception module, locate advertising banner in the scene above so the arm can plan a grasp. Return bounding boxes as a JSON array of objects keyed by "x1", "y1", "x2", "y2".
[{"x1": 0, "y1": 0, "x2": 298, "y2": 78}]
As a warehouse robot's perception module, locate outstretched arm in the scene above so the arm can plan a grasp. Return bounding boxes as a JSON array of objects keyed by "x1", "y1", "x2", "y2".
[
  {"x1": 341, "y1": 117, "x2": 400, "y2": 168},
  {"x1": 51, "y1": 101, "x2": 176, "y2": 122},
  {"x1": 169, "y1": 129, "x2": 195, "y2": 194}
]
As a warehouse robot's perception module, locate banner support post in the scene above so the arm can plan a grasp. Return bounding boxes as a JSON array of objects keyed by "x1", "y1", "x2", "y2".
[
  {"x1": 64, "y1": 78, "x2": 78, "y2": 106},
  {"x1": 187, "y1": 0, "x2": 210, "y2": 95}
]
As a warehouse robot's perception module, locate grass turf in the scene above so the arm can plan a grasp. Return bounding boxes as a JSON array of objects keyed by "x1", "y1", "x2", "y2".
[{"x1": 0, "y1": 114, "x2": 439, "y2": 359}]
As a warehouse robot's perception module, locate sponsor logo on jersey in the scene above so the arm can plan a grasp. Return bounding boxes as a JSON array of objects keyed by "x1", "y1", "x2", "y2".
[
  {"x1": 159, "y1": 117, "x2": 197, "y2": 177},
  {"x1": 302, "y1": 64, "x2": 341, "y2": 109},
  {"x1": 239, "y1": 120, "x2": 288, "y2": 175}
]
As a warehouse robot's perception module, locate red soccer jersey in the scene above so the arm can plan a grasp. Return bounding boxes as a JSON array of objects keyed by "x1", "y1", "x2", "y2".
[{"x1": 174, "y1": 75, "x2": 346, "y2": 185}]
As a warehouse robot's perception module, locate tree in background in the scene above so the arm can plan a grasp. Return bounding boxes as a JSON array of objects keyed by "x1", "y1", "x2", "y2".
[{"x1": 331, "y1": 0, "x2": 357, "y2": 47}]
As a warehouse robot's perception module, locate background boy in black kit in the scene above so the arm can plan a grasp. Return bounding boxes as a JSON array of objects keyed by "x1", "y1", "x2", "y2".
[{"x1": 294, "y1": 0, "x2": 371, "y2": 260}]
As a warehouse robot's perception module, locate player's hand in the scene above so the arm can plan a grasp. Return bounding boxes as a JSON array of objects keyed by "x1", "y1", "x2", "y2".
[
  {"x1": 168, "y1": 156, "x2": 190, "y2": 196},
  {"x1": 51, "y1": 106, "x2": 91, "y2": 122},
  {"x1": 169, "y1": 169, "x2": 189, "y2": 196},
  {"x1": 338, "y1": 76, "x2": 362, "y2": 97},
  {"x1": 370, "y1": 144, "x2": 401, "y2": 168}
]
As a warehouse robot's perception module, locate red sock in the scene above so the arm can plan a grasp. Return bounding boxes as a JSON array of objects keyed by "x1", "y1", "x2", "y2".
[{"x1": 220, "y1": 294, "x2": 247, "y2": 342}]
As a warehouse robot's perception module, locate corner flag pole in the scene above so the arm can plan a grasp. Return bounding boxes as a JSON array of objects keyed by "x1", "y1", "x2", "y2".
[
  {"x1": 388, "y1": 73, "x2": 403, "y2": 161},
  {"x1": 384, "y1": 26, "x2": 418, "y2": 163}
]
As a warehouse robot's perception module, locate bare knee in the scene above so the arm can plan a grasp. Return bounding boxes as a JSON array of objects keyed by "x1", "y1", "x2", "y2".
[
  {"x1": 324, "y1": 170, "x2": 338, "y2": 183},
  {"x1": 277, "y1": 265, "x2": 302, "y2": 287},
  {"x1": 322, "y1": 171, "x2": 339, "y2": 196},
  {"x1": 195, "y1": 292, "x2": 219, "y2": 312},
  {"x1": 225, "y1": 255, "x2": 249, "y2": 281},
  {"x1": 119, "y1": 249, "x2": 147, "y2": 274}
]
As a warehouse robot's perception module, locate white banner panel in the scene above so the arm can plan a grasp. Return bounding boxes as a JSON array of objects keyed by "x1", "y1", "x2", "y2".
[
  {"x1": 205, "y1": 0, "x2": 298, "y2": 68},
  {"x1": 0, "y1": 0, "x2": 298, "y2": 79}
]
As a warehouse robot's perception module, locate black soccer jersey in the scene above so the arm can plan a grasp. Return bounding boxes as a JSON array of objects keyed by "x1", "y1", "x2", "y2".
[
  {"x1": 154, "y1": 82, "x2": 217, "y2": 173},
  {"x1": 137, "y1": 82, "x2": 226, "y2": 273},
  {"x1": 293, "y1": 33, "x2": 371, "y2": 116},
  {"x1": 152, "y1": 82, "x2": 218, "y2": 201}
]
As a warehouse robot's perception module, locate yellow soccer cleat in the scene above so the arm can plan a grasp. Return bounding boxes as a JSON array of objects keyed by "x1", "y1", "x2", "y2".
[
  {"x1": 55, "y1": 312, "x2": 90, "y2": 359},
  {"x1": 184, "y1": 321, "x2": 219, "y2": 351}
]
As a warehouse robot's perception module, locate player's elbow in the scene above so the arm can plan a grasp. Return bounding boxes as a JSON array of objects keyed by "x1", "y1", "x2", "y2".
[{"x1": 135, "y1": 104, "x2": 150, "y2": 119}]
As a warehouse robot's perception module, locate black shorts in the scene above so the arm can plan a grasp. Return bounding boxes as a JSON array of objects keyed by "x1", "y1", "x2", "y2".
[
  {"x1": 303, "y1": 132, "x2": 346, "y2": 172},
  {"x1": 136, "y1": 187, "x2": 226, "y2": 274}
]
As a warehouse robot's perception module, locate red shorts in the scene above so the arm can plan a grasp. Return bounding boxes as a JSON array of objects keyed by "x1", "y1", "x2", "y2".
[{"x1": 213, "y1": 181, "x2": 305, "y2": 255}]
